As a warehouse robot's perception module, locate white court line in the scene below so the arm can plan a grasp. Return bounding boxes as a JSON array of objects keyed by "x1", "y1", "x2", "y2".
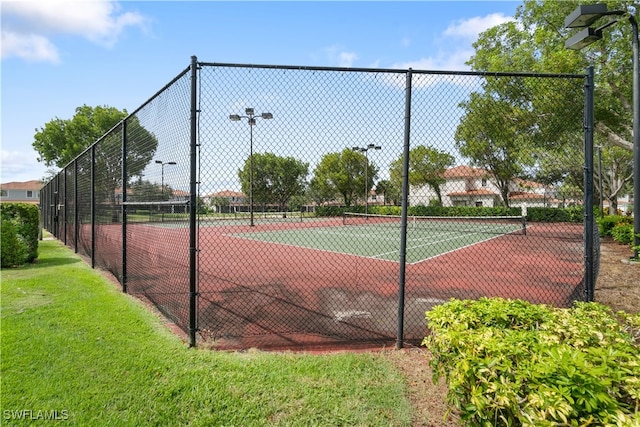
[
  {"x1": 406, "y1": 228, "x2": 525, "y2": 265},
  {"x1": 226, "y1": 223, "x2": 527, "y2": 264},
  {"x1": 225, "y1": 233, "x2": 399, "y2": 264}
]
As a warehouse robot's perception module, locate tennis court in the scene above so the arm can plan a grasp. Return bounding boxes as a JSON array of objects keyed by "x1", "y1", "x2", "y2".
[{"x1": 229, "y1": 213, "x2": 527, "y2": 264}]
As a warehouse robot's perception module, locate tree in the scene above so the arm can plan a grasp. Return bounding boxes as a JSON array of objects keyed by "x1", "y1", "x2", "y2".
[
  {"x1": 389, "y1": 145, "x2": 454, "y2": 205},
  {"x1": 311, "y1": 148, "x2": 378, "y2": 207},
  {"x1": 33, "y1": 105, "x2": 158, "y2": 221},
  {"x1": 208, "y1": 196, "x2": 230, "y2": 213},
  {"x1": 33, "y1": 105, "x2": 126, "y2": 168},
  {"x1": 375, "y1": 179, "x2": 401, "y2": 206},
  {"x1": 238, "y1": 152, "x2": 308, "y2": 211},
  {"x1": 598, "y1": 145, "x2": 634, "y2": 213},
  {"x1": 468, "y1": 0, "x2": 637, "y2": 207},
  {"x1": 455, "y1": 91, "x2": 541, "y2": 207},
  {"x1": 129, "y1": 179, "x2": 167, "y2": 202}
]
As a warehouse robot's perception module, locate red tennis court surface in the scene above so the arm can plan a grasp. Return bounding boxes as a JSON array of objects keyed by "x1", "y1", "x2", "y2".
[{"x1": 104, "y1": 218, "x2": 583, "y2": 351}]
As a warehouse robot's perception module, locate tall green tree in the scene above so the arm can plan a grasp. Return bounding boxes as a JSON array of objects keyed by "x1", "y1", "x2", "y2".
[
  {"x1": 389, "y1": 145, "x2": 454, "y2": 205},
  {"x1": 468, "y1": 0, "x2": 637, "y2": 205},
  {"x1": 33, "y1": 105, "x2": 126, "y2": 168},
  {"x1": 311, "y1": 148, "x2": 377, "y2": 207},
  {"x1": 33, "y1": 105, "x2": 158, "y2": 211},
  {"x1": 238, "y1": 152, "x2": 308, "y2": 211},
  {"x1": 455, "y1": 93, "x2": 538, "y2": 207}
]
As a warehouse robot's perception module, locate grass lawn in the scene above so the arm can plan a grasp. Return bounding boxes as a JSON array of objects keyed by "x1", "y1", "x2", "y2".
[{"x1": 1, "y1": 238, "x2": 413, "y2": 426}]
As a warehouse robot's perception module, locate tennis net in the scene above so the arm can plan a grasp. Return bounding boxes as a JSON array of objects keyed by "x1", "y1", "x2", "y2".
[{"x1": 342, "y1": 212, "x2": 527, "y2": 236}]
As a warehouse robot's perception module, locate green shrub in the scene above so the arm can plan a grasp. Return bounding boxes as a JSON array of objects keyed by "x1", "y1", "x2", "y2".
[
  {"x1": 410, "y1": 205, "x2": 521, "y2": 218},
  {"x1": 611, "y1": 222, "x2": 634, "y2": 245},
  {"x1": 423, "y1": 298, "x2": 640, "y2": 426},
  {"x1": 369, "y1": 205, "x2": 401, "y2": 216},
  {"x1": 598, "y1": 215, "x2": 632, "y2": 237},
  {"x1": 526, "y1": 206, "x2": 584, "y2": 223},
  {"x1": 1, "y1": 220, "x2": 27, "y2": 268},
  {"x1": 0, "y1": 203, "x2": 40, "y2": 267}
]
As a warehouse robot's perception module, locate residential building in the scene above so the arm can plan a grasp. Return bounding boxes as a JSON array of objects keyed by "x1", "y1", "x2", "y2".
[
  {"x1": 0, "y1": 180, "x2": 44, "y2": 204},
  {"x1": 409, "y1": 165, "x2": 556, "y2": 211},
  {"x1": 204, "y1": 190, "x2": 247, "y2": 213}
]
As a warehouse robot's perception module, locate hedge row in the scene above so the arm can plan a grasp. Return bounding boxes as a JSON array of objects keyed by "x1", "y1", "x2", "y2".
[
  {"x1": 1, "y1": 203, "x2": 40, "y2": 268},
  {"x1": 316, "y1": 205, "x2": 584, "y2": 222}
]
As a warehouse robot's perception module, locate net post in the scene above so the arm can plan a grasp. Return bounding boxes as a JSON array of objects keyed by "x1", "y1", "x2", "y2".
[{"x1": 522, "y1": 216, "x2": 527, "y2": 236}]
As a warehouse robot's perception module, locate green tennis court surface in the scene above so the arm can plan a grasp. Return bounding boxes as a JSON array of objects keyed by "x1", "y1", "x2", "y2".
[{"x1": 231, "y1": 215, "x2": 525, "y2": 264}]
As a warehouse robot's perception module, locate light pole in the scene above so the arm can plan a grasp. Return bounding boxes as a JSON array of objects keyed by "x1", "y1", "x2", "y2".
[
  {"x1": 352, "y1": 144, "x2": 381, "y2": 216},
  {"x1": 565, "y1": 3, "x2": 640, "y2": 259},
  {"x1": 155, "y1": 160, "x2": 176, "y2": 222},
  {"x1": 155, "y1": 160, "x2": 177, "y2": 200},
  {"x1": 229, "y1": 108, "x2": 273, "y2": 226}
]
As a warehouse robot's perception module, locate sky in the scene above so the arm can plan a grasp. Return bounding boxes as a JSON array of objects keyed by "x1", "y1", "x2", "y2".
[{"x1": 1, "y1": 0, "x2": 520, "y2": 184}]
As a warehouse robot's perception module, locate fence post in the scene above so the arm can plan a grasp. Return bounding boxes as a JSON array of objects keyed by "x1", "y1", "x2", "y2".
[
  {"x1": 121, "y1": 120, "x2": 128, "y2": 293},
  {"x1": 74, "y1": 159, "x2": 79, "y2": 253},
  {"x1": 396, "y1": 69, "x2": 413, "y2": 349},
  {"x1": 584, "y1": 66, "x2": 595, "y2": 302},
  {"x1": 62, "y1": 168, "x2": 67, "y2": 245},
  {"x1": 188, "y1": 55, "x2": 199, "y2": 347},
  {"x1": 91, "y1": 144, "x2": 96, "y2": 269}
]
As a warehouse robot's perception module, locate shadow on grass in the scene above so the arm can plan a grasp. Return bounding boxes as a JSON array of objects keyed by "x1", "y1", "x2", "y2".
[{"x1": 6, "y1": 256, "x2": 82, "y2": 270}]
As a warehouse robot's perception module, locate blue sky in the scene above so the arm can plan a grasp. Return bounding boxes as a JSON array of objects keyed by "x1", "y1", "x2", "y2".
[{"x1": 1, "y1": 0, "x2": 519, "y2": 184}]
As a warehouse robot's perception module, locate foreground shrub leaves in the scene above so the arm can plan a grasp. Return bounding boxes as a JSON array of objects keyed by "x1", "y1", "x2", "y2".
[{"x1": 423, "y1": 298, "x2": 640, "y2": 426}]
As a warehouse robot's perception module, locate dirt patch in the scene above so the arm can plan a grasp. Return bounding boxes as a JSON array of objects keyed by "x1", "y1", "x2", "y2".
[
  {"x1": 594, "y1": 237, "x2": 640, "y2": 314},
  {"x1": 383, "y1": 238, "x2": 640, "y2": 427}
]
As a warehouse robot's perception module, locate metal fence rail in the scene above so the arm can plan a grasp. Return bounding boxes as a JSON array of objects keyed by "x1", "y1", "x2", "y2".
[{"x1": 40, "y1": 56, "x2": 594, "y2": 350}]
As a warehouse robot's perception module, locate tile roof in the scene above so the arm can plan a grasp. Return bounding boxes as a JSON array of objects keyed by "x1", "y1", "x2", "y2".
[
  {"x1": 447, "y1": 189, "x2": 497, "y2": 197},
  {"x1": 0, "y1": 180, "x2": 44, "y2": 191},
  {"x1": 443, "y1": 165, "x2": 488, "y2": 178}
]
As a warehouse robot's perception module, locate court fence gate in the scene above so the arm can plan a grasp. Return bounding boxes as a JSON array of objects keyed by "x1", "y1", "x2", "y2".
[{"x1": 41, "y1": 57, "x2": 597, "y2": 350}]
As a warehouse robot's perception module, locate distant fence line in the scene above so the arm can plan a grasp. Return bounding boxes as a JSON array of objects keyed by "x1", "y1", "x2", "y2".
[{"x1": 41, "y1": 56, "x2": 596, "y2": 350}]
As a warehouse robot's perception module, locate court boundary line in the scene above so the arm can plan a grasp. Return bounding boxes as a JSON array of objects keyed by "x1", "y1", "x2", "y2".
[{"x1": 224, "y1": 222, "x2": 527, "y2": 265}]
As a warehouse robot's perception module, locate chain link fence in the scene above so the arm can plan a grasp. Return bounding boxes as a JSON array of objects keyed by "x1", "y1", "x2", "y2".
[{"x1": 41, "y1": 57, "x2": 594, "y2": 350}]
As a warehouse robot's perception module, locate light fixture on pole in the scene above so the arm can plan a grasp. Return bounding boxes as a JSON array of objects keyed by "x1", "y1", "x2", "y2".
[
  {"x1": 155, "y1": 160, "x2": 177, "y2": 200},
  {"x1": 229, "y1": 108, "x2": 273, "y2": 227},
  {"x1": 352, "y1": 143, "x2": 381, "y2": 216},
  {"x1": 564, "y1": 3, "x2": 640, "y2": 259}
]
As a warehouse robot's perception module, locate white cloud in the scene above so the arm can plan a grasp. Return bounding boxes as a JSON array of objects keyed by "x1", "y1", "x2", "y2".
[
  {"x1": 1, "y1": 30, "x2": 60, "y2": 63},
  {"x1": 1, "y1": 149, "x2": 48, "y2": 183},
  {"x1": 443, "y1": 13, "x2": 515, "y2": 41},
  {"x1": 323, "y1": 45, "x2": 358, "y2": 67},
  {"x1": 1, "y1": 0, "x2": 149, "y2": 63},
  {"x1": 394, "y1": 12, "x2": 515, "y2": 72},
  {"x1": 338, "y1": 51, "x2": 357, "y2": 68}
]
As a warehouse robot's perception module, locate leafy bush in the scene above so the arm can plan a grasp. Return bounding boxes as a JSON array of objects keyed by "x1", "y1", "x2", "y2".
[
  {"x1": 1, "y1": 220, "x2": 27, "y2": 268},
  {"x1": 410, "y1": 205, "x2": 521, "y2": 218},
  {"x1": 611, "y1": 222, "x2": 634, "y2": 245},
  {"x1": 0, "y1": 203, "x2": 40, "y2": 267},
  {"x1": 423, "y1": 298, "x2": 640, "y2": 426},
  {"x1": 369, "y1": 205, "x2": 401, "y2": 216},
  {"x1": 526, "y1": 206, "x2": 584, "y2": 223},
  {"x1": 598, "y1": 215, "x2": 633, "y2": 237}
]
